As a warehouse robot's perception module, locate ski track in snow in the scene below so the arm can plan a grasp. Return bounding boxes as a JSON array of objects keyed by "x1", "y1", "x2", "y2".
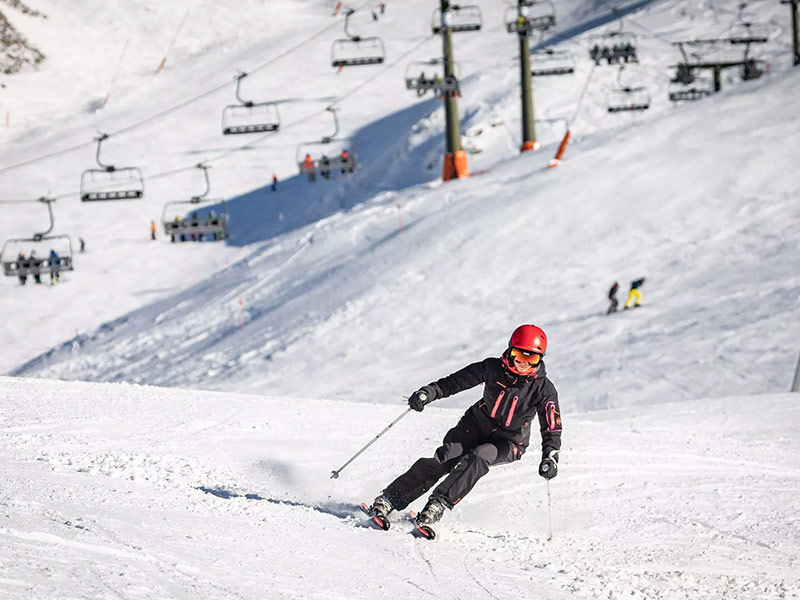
[{"x1": 1, "y1": 377, "x2": 799, "y2": 599}]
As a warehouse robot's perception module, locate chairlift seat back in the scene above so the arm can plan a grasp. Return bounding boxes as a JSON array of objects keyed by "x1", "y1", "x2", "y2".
[
  {"x1": 80, "y1": 166, "x2": 144, "y2": 202},
  {"x1": 431, "y1": 6, "x2": 482, "y2": 34},
  {"x1": 331, "y1": 37, "x2": 385, "y2": 67},
  {"x1": 222, "y1": 102, "x2": 280, "y2": 135}
]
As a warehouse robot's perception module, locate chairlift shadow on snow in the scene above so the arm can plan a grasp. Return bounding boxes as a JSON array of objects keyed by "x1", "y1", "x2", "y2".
[{"x1": 216, "y1": 99, "x2": 444, "y2": 248}]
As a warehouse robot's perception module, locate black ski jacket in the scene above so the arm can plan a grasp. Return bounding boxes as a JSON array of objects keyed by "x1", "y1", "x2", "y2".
[{"x1": 427, "y1": 356, "x2": 562, "y2": 459}]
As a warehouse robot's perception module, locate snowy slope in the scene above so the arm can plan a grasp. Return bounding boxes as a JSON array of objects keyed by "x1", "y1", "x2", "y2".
[
  {"x1": 10, "y1": 59, "x2": 800, "y2": 413},
  {"x1": 2, "y1": 0, "x2": 797, "y2": 408},
  {"x1": 1, "y1": 375, "x2": 798, "y2": 599},
  {"x1": 1, "y1": 1, "x2": 799, "y2": 598}
]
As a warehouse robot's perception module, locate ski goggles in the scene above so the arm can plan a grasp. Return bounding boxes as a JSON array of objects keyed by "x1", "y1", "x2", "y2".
[{"x1": 510, "y1": 347, "x2": 542, "y2": 365}]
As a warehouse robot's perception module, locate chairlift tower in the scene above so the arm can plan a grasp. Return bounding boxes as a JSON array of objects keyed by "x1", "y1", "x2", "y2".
[
  {"x1": 438, "y1": 0, "x2": 470, "y2": 181},
  {"x1": 669, "y1": 40, "x2": 765, "y2": 100},
  {"x1": 782, "y1": 0, "x2": 800, "y2": 65},
  {"x1": 509, "y1": 0, "x2": 538, "y2": 152}
]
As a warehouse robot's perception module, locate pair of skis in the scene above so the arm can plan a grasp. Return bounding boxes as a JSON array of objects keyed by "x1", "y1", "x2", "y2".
[{"x1": 359, "y1": 503, "x2": 436, "y2": 540}]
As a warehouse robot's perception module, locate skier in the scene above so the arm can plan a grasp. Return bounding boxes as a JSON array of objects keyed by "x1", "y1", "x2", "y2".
[
  {"x1": 624, "y1": 277, "x2": 646, "y2": 309},
  {"x1": 271, "y1": 173, "x2": 278, "y2": 192},
  {"x1": 79, "y1": 238, "x2": 86, "y2": 253},
  {"x1": 607, "y1": 281, "x2": 619, "y2": 314},
  {"x1": 150, "y1": 220, "x2": 157, "y2": 241},
  {"x1": 367, "y1": 324, "x2": 562, "y2": 530}
]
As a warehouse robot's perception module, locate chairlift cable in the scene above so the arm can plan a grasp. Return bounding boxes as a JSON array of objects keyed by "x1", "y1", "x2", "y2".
[
  {"x1": 568, "y1": 56, "x2": 598, "y2": 126},
  {"x1": 203, "y1": 33, "x2": 436, "y2": 166},
  {"x1": 3, "y1": 24, "x2": 432, "y2": 201},
  {"x1": 598, "y1": 0, "x2": 675, "y2": 48},
  {"x1": 0, "y1": 0, "x2": 376, "y2": 175}
]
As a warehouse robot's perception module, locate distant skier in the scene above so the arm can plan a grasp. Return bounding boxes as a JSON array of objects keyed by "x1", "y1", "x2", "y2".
[
  {"x1": 624, "y1": 277, "x2": 646, "y2": 309},
  {"x1": 271, "y1": 173, "x2": 278, "y2": 192},
  {"x1": 607, "y1": 281, "x2": 619, "y2": 314},
  {"x1": 79, "y1": 238, "x2": 86, "y2": 253},
  {"x1": 366, "y1": 324, "x2": 562, "y2": 530},
  {"x1": 150, "y1": 220, "x2": 157, "y2": 241}
]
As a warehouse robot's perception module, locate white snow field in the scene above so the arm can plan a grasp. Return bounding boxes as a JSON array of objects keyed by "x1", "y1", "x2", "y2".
[
  {"x1": 1, "y1": 0, "x2": 800, "y2": 597},
  {"x1": 1, "y1": 377, "x2": 799, "y2": 599}
]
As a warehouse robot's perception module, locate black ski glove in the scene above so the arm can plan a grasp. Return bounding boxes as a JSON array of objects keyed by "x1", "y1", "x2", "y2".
[
  {"x1": 408, "y1": 385, "x2": 439, "y2": 412},
  {"x1": 538, "y1": 450, "x2": 559, "y2": 480}
]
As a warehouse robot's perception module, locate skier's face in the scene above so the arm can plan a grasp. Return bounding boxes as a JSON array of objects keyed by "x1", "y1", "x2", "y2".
[
  {"x1": 509, "y1": 347, "x2": 541, "y2": 374},
  {"x1": 513, "y1": 357, "x2": 534, "y2": 373}
]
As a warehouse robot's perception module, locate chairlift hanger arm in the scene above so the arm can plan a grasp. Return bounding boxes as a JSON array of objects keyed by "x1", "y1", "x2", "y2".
[
  {"x1": 93, "y1": 133, "x2": 114, "y2": 170},
  {"x1": 323, "y1": 107, "x2": 341, "y2": 142},
  {"x1": 234, "y1": 72, "x2": 254, "y2": 107},
  {"x1": 191, "y1": 163, "x2": 211, "y2": 202},
  {"x1": 32, "y1": 197, "x2": 55, "y2": 241}
]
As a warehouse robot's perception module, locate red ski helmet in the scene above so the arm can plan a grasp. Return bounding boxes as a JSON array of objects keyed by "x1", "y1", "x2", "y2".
[{"x1": 508, "y1": 324, "x2": 547, "y2": 356}]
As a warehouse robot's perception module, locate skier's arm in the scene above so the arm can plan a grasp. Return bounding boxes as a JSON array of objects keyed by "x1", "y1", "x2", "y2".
[
  {"x1": 430, "y1": 358, "x2": 492, "y2": 400},
  {"x1": 407, "y1": 359, "x2": 490, "y2": 411},
  {"x1": 536, "y1": 385, "x2": 562, "y2": 459}
]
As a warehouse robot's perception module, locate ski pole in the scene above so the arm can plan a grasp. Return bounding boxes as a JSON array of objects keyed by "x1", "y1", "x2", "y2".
[
  {"x1": 330, "y1": 407, "x2": 412, "y2": 479},
  {"x1": 546, "y1": 480, "x2": 554, "y2": 541}
]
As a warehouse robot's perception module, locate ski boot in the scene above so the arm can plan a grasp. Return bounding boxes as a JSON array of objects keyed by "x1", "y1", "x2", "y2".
[
  {"x1": 414, "y1": 495, "x2": 447, "y2": 540},
  {"x1": 362, "y1": 494, "x2": 394, "y2": 530}
]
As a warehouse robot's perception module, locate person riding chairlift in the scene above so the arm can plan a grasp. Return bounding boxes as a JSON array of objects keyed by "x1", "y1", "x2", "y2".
[{"x1": 303, "y1": 153, "x2": 316, "y2": 182}]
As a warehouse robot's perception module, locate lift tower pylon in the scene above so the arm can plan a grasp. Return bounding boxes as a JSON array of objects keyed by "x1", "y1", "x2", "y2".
[
  {"x1": 514, "y1": 1, "x2": 538, "y2": 151},
  {"x1": 439, "y1": 0, "x2": 469, "y2": 181},
  {"x1": 782, "y1": 0, "x2": 800, "y2": 66}
]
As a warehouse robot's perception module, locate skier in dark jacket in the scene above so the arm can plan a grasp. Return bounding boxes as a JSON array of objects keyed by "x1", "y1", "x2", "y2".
[
  {"x1": 367, "y1": 324, "x2": 562, "y2": 528},
  {"x1": 607, "y1": 281, "x2": 619, "y2": 314}
]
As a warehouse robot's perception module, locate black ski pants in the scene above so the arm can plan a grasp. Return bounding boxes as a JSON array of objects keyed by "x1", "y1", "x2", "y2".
[{"x1": 383, "y1": 413, "x2": 519, "y2": 510}]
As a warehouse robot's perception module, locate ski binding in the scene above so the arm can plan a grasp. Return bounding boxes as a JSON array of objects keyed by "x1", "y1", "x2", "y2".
[{"x1": 360, "y1": 502, "x2": 390, "y2": 531}]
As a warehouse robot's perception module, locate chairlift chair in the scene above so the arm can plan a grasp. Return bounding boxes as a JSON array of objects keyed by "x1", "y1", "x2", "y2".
[
  {"x1": 431, "y1": 5, "x2": 483, "y2": 34},
  {"x1": 296, "y1": 139, "x2": 356, "y2": 180},
  {"x1": 404, "y1": 60, "x2": 462, "y2": 96},
  {"x1": 504, "y1": 2, "x2": 555, "y2": 34},
  {"x1": 331, "y1": 37, "x2": 385, "y2": 67},
  {"x1": 331, "y1": 8, "x2": 385, "y2": 67},
  {"x1": 606, "y1": 87, "x2": 651, "y2": 112},
  {"x1": 606, "y1": 65, "x2": 650, "y2": 112},
  {"x1": 1, "y1": 198, "x2": 75, "y2": 281},
  {"x1": 80, "y1": 134, "x2": 144, "y2": 202},
  {"x1": 530, "y1": 49, "x2": 575, "y2": 76},
  {"x1": 221, "y1": 72, "x2": 280, "y2": 135},
  {"x1": 668, "y1": 65, "x2": 713, "y2": 101},
  {"x1": 588, "y1": 31, "x2": 639, "y2": 65},
  {"x1": 729, "y1": 21, "x2": 769, "y2": 44},
  {"x1": 295, "y1": 107, "x2": 357, "y2": 180},
  {"x1": 160, "y1": 165, "x2": 229, "y2": 242}
]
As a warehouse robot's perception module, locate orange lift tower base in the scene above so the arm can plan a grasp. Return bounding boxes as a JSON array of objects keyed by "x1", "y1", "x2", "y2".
[{"x1": 443, "y1": 150, "x2": 470, "y2": 180}]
